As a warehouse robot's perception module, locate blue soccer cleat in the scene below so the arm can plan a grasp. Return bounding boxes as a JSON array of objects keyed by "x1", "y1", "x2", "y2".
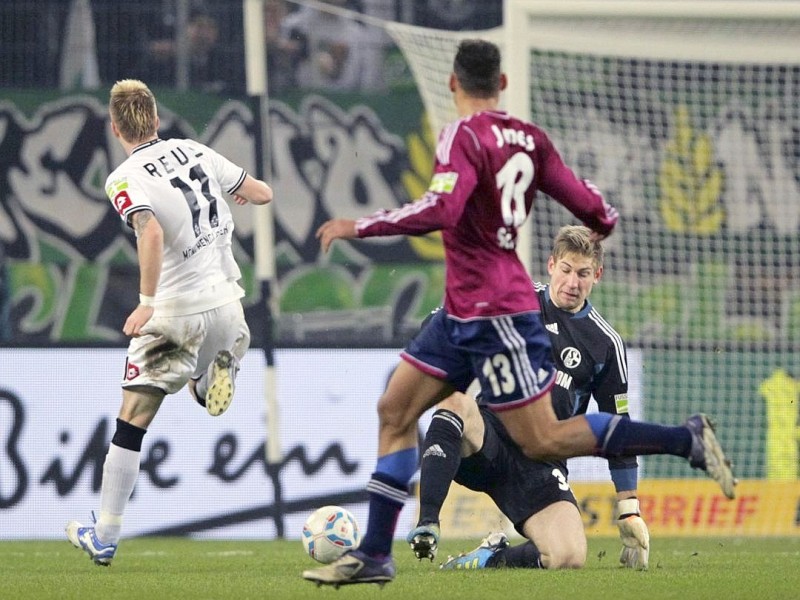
[
  {"x1": 302, "y1": 549, "x2": 395, "y2": 588},
  {"x1": 440, "y1": 532, "x2": 510, "y2": 570},
  {"x1": 685, "y1": 413, "x2": 737, "y2": 500},
  {"x1": 406, "y1": 522, "x2": 441, "y2": 561},
  {"x1": 65, "y1": 520, "x2": 117, "y2": 566}
]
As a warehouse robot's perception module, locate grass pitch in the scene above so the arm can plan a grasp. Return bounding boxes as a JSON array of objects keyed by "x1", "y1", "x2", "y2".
[{"x1": 3, "y1": 536, "x2": 799, "y2": 600}]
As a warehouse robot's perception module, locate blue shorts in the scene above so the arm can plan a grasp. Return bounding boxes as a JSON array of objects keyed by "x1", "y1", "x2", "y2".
[{"x1": 402, "y1": 309, "x2": 556, "y2": 411}]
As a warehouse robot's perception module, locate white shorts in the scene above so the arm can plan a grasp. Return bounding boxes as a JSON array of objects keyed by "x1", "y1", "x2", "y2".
[{"x1": 122, "y1": 300, "x2": 251, "y2": 394}]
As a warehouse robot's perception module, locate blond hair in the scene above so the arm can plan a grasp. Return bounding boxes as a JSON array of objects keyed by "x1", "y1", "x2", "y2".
[
  {"x1": 109, "y1": 79, "x2": 158, "y2": 144},
  {"x1": 551, "y1": 225, "x2": 604, "y2": 269}
]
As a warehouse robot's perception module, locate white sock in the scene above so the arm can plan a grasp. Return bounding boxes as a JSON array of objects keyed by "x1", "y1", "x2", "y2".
[{"x1": 95, "y1": 443, "x2": 140, "y2": 544}]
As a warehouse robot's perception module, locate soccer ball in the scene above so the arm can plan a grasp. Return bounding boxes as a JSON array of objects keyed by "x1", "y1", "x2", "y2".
[{"x1": 301, "y1": 505, "x2": 360, "y2": 564}]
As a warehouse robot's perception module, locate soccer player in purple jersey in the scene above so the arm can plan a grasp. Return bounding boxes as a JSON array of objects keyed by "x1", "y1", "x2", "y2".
[{"x1": 303, "y1": 40, "x2": 735, "y2": 588}]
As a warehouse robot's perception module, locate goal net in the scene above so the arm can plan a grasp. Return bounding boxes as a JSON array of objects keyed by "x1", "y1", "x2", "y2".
[{"x1": 388, "y1": 0, "x2": 800, "y2": 528}]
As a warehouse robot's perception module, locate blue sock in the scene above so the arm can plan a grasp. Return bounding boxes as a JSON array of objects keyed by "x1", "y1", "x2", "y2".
[
  {"x1": 358, "y1": 448, "x2": 418, "y2": 558},
  {"x1": 609, "y1": 466, "x2": 638, "y2": 493},
  {"x1": 376, "y1": 447, "x2": 418, "y2": 483},
  {"x1": 589, "y1": 414, "x2": 692, "y2": 458}
]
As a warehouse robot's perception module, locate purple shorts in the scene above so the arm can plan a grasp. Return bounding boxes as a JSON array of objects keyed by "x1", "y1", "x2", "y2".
[{"x1": 402, "y1": 308, "x2": 556, "y2": 411}]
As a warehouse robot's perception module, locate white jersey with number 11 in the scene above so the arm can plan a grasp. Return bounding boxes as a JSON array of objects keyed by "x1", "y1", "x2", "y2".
[{"x1": 105, "y1": 137, "x2": 247, "y2": 316}]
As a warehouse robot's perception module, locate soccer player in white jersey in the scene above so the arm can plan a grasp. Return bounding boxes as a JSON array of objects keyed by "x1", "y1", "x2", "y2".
[
  {"x1": 303, "y1": 40, "x2": 735, "y2": 588},
  {"x1": 66, "y1": 79, "x2": 272, "y2": 566},
  {"x1": 409, "y1": 226, "x2": 648, "y2": 571}
]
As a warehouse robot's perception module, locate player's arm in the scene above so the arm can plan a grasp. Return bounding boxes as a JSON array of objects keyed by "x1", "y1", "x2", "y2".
[
  {"x1": 232, "y1": 174, "x2": 273, "y2": 206},
  {"x1": 536, "y1": 134, "x2": 619, "y2": 239},
  {"x1": 317, "y1": 125, "x2": 477, "y2": 252},
  {"x1": 124, "y1": 209, "x2": 163, "y2": 337},
  {"x1": 316, "y1": 190, "x2": 468, "y2": 252}
]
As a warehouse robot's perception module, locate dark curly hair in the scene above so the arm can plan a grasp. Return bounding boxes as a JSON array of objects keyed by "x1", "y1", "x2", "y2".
[{"x1": 453, "y1": 39, "x2": 502, "y2": 98}]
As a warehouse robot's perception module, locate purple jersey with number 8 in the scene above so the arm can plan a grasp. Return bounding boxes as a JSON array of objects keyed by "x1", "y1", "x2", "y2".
[{"x1": 356, "y1": 110, "x2": 617, "y2": 320}]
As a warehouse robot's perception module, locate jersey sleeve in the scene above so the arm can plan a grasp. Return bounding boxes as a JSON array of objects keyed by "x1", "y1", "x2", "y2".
[
  {"x1": 105, "y1": 172, "x2": 153, "y2": 228},
  {"x1": 193, "y1": 141, "x2": 247, "y2": 195},
  {"x1": 535, "y1": 132, "x2": 619, "y2": 236},
  {"x1": 356, "y1": 122, "x2": 478, "y2": 238},
  {"x1": 591, "y1": 337, "x2": 629, "y2": 416}
]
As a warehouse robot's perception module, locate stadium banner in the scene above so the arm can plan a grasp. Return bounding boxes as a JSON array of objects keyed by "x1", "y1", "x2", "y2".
[
  {"x1": 639, "y1": 350, "x2": 799, "y2": 481},
  {"x1": 440, "y1": 480, "x2": 800, "y2": 539},
  {"x1": 7, "y1": 345, "x2": 797, "y2": 540},
  {"x1": 0, "y1": 347, "x2": 434, "y2": 540},
  {"x1": 1, "y1": 89, "x2": 798, "y2": 348}
]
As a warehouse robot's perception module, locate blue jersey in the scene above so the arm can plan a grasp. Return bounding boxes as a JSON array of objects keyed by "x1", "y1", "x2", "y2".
[
  {"x1": 535, "y1": 282, "x2": 637, "y2": 480},
  {"x1": 534, "y1": 283, "x2": 628, "y2": 420}
]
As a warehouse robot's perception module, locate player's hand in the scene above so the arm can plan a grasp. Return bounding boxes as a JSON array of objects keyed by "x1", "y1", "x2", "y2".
[
  {"x1": 589, "y1": 229, "x2": 609, "y2": 242},
  {"x1": 123, "y1": 305, "x2": 155, "y2": 337},
  {"x1": 316, "y1": 219, "x2": 357, "y2": 252},
  {"x1": 617, "y1": 498, "x2": 649, "y2": 570}
]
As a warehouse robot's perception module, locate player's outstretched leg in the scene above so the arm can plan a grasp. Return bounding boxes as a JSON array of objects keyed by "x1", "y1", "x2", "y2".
[
  {"x1": 440, "y1": 532, "x2": 510, "y2": 570},
  {"x1": 407, "y1": 522, "x2": 440, "y2": 561},
  {"x1": 65, "y1": 520, "x2": 118, "y2": 566},
  {"x1": 302, "y1": 550, "x2": 396, "y2": 588},
  {"x1": 685, "y1": 414, "x2": 737, "y2": 499},
  {"x1": 205, "y1": 350, "x2": 238, "y2": 416}
]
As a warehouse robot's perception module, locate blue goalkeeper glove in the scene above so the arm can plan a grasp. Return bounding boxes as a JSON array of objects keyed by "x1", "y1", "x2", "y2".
[{"x1": 617, "y1": 498, "x2": 649, "y2": 570}]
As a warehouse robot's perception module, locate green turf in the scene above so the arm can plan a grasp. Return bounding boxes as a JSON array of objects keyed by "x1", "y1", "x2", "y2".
[{"x1": 3, "y1": 537, "x2": 799, "y2": 600}]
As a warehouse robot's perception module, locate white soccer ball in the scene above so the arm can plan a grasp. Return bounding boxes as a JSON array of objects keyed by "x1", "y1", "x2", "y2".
[{"x1": 301, "y1": 505, "x2": 361, "y2": 564}]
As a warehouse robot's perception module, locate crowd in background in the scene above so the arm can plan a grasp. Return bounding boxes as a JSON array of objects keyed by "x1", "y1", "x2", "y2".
[{"x1": 0, "y1": 0, "x2": 503, "y2": 95}]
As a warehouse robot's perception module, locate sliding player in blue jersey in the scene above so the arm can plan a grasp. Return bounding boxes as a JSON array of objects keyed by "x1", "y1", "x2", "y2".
[{"x1": 409, "y1": 225, "x2": 649, "y2": 571}]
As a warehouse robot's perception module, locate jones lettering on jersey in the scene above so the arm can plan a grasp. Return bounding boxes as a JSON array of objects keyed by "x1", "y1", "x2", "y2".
[
  {"x1": 490, "y1": 124, "x2": 535, "y2": 152},
  {"x1": 560, "y1": 347, "x2": 582, "y2": 368},
  {"x1": 429, "y1": 172, "x2": 458, "y2": 194}
]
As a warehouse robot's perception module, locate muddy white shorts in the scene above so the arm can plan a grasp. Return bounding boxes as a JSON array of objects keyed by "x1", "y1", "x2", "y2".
[{"x1": 122, "y1": 300, "x2": 250, "y2": 394}]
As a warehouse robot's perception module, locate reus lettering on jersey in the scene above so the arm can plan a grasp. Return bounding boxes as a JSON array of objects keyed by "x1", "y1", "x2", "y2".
[
  {"x1": 491, "y1": 124, "x2": 535, "y2": 152},
  {"x1": 142, "y1": 146, "x2": 194, "y2": 177}
]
